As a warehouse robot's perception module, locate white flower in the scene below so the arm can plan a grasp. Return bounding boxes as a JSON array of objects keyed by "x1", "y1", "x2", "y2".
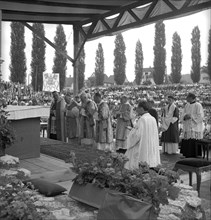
[
  {"x1": 41, "y1": 197, "x2": 55, "y2": 202},
  {"x1": 24, "y1": 190, "x2": 32, "y2": 194},
  {"x1": 0, "y1": 154, "x2": 19, "y2": 165},
  {"x1": 1, "y1": 170, "x2": 18, "y2": 176},
  {"x1": 186, "y1": 196, "x2": 201, "y2": 208},
  {"x1": 34, "y1": 201, "x2": 43, "y2": 206},
  {"x1": 17, "y1": 168, "x2": 31, "y2": 177}
]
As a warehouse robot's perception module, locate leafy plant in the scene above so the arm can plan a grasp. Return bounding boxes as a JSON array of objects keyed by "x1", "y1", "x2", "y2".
[
  {"x1": 0, "y1": 172, "x2": 52, "y2": 220},
  {"x1": 0, "y1": 103, "x2": 16, "y2": 152},
  {"x1": 68, "y1": 150, "x2": 180, "y2": 215}
]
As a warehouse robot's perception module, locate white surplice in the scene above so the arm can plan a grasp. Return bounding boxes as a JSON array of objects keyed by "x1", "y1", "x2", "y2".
[
  {"x1": 125, "y1": 113, "x2": 161, "y2": 170},
  {"x1": 161, "y1": 102, "x2": 178, "y2": 131},
  {"x1": 181, "y1": 102, "x2": 204, "y2": 140}
]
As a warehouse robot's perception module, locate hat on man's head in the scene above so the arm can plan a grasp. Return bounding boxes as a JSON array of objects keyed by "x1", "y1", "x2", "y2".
[
  {"x1": 187, "y1": 92, "x2": 196, "y2": 99},
  {"x1": 147, "y1": 97, "x2": 154, "y2": 103},
  {"x1": 80, "y1": 91, "x2": 87, "y2": 98},
  {"x1": 122, "y1": 95, "x2": 128, "y2": 99},
  {"x1": 168, "y1": 95, "x2": 175, "y2": 100}
]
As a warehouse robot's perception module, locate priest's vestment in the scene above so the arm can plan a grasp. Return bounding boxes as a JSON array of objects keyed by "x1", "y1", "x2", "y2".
[
  {"x1": 180, "y1": 101, "x2": 204, "y2": 157},
  {"x1": 95, "y1": 101, "x2": 113, "y2": 151},
  {"x1": 125, "y1": 113, "x2": 160, "y2": 169},
  {"x1": 161, "y1": 102, "x2": 179, "y2": 154}
]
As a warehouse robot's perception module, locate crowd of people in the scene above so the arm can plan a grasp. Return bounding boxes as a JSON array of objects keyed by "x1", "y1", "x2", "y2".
[
  {"x1": 1, "y1": 81, "x2": 210, "y2": 168},
  {"x1": 47, "y1": 86, "x2": 209, "y2": 169}
]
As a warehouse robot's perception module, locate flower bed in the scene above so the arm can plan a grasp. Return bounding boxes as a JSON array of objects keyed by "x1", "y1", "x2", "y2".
[
  {"x1": 0, "y1": 155, "x2": 55, "y2": 220},
  {"x1": 68, "y1": 150, "x2": 180, "y2": 217}
]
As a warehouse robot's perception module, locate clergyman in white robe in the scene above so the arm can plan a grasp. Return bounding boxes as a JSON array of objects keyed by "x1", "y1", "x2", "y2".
[
  {"x1": 125, "y1": 112, "x2": 161, "y2": 169},
  {"x1": 180, "y1": 93, "x2": 204, "y2": 158}
]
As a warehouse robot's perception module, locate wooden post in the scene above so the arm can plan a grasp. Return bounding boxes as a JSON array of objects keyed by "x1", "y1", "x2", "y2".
[
  {"x1": 0, "y1": 10, "x2": 2, "y2": 81},
  {"x1": 73, "y1": 26, "x2": 79, "y2": 96}
]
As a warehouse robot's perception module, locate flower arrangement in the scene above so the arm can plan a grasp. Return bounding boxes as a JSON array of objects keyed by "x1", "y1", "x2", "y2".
[
  {"x1": 0, "y1": 95, "x2": 16, "y2": 156},
  {"x1": 203, "y1": 127, "x2": 211, "y2": 139},
  {"x1": 0, "y1": 173, "x2": 52, "y2": 220},
  {"x1": 68, "y1": 150, "x2": 180, "y2": 215}
]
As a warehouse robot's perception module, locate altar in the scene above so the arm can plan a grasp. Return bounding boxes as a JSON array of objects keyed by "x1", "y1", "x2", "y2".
[{"x1": 5, "y1": 105, "x2": 50, "y2": 159}]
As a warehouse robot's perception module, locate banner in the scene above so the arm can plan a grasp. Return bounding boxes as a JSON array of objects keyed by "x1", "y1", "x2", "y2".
[{"x1": 43, "y1": 73, "x2": 60, "y2": 92}]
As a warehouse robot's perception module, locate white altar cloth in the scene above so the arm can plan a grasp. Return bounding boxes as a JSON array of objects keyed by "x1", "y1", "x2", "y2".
[{"x1": 5, "y1": 105, "x2": 50, "y2": 120}]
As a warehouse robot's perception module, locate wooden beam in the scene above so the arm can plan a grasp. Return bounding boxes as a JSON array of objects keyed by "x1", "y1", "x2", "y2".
[
  {"x1": 162, "y1": 0, "x2": 178, "y2": 11},
  {"x1": 82, "y1": 0, "x2": 211, "y2": 40},
  {"x1": 0, "y1": 10, "x2": 1, "y2": 59},
  {"x1": 128, "y1": 8, "x2": 141, "y2": 22},
  {"x1": 72, "y1": 38, "x2": 87, "y2": 67},
  {"x1": 0, "y1": 1, "x2": 105, "y2": 14},
  {"x1": 3, "y1": 0, "x2": 120, "y2": 11},
  {"x1": 73, "y1": 26, "x2": 79, "y2": 95},
  {"x1": 3, "y1": 10, "x2": 98, "y2": 18},
  {"x1": 22, "y1": 22, "x2": 74, "y2": 63},
  {"x1": 80, "y1": 0, "x2": 152, "y2": 25},
  {"x1": 0, "y1": 10, "x2": 2, "y2": 81},
  {"x1": 3, "y1": 14, "x2": 83, "y2": 24}
]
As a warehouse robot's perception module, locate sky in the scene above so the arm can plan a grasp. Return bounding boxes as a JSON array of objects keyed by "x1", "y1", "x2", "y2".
[{"x1": 1, "y1": 9, "x2": 211, "y2": 83}]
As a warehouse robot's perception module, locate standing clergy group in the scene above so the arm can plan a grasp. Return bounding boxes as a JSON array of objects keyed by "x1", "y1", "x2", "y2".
[{"x1": 47, "y1": 90, "x2": 204, "y2": 171}]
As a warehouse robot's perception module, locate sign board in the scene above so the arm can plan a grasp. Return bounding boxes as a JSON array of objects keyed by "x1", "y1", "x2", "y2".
[{"x1": 43, "y1": 73, "x2": 60, "y2": 92}]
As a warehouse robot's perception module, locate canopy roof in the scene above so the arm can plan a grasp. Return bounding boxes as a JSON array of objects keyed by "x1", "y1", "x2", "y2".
[{"x1": 1, "y1": 0, "x2": 211, "y2": 41}]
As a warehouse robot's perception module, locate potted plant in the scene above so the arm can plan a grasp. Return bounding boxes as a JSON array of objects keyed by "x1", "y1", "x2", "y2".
[
  {"x1": 68, "y1": 150, "x2": 180, "y2": 218},
  {"x1": 0, "y1": 96, "x2": 16, "y2": 157}
]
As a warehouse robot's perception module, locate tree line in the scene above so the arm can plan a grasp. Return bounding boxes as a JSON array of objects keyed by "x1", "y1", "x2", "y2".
[
  {"x1": 9, "y1": 21, "x2": 211, "y2": 92},
  {"x1": 10, "y1": 22, "x2": 67, "y2": 92}
]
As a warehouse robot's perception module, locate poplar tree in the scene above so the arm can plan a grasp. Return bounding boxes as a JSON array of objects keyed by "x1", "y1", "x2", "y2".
[
  {"x1": 52, "y1": 24, "x2": 67, "y2": 91},
  {"x1": 31, "y1": 23, "x2": 46, "y2": 91},
  {"x1": 170, "y1": 32, "x2": 182, "y2": 83},
  {"x1": 207, "y1": 28, "x2": 211, "y2": 82},
  {"x1": 191, "y1": 26, "x2": 201, "y2": 83},
  {"x1": 95, "y1": 43, "x2": 104, "y2": 86},
  {"x1": 87, "y1": 73, "x2": 96, "y2": 87},
  {"x1": 78, "y1": 47, "x2": 85, "y2": 91},
  {"x1": 10, "y1": 22, "x2": 27, "y2": 83},
  {"x1": 153, "y1": 21, "x2": 166, "y2": 85},
  {"x1": 113, "y1": 33, "x2": 126, "y2": 85},
  {"x1": 135, "y1": 39, "x2": 144, "y2": 85}
]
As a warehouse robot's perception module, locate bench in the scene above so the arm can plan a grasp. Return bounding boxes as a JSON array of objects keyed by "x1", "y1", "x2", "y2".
[{"x1": 173, "y1": 158, "x2": 211, "y2": 197}]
